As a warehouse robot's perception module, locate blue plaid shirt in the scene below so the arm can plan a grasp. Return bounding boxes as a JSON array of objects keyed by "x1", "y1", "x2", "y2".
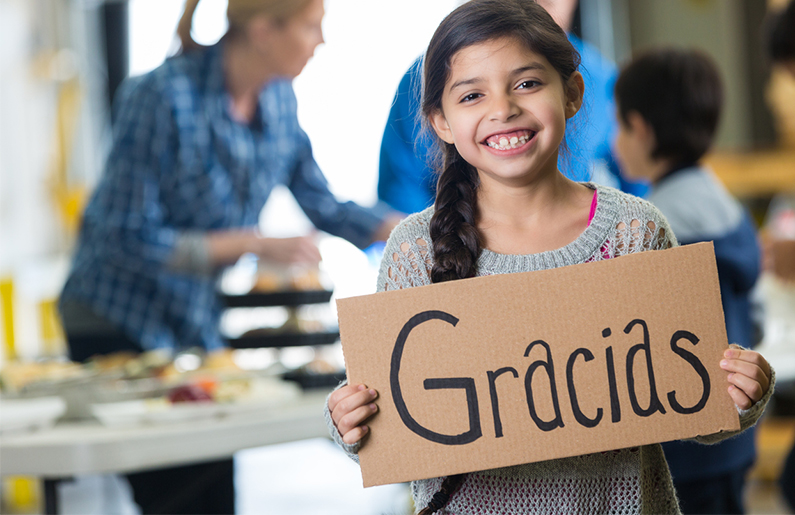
[{"x1": 60, "y1": 41, "x2": 388, "y2": 352}]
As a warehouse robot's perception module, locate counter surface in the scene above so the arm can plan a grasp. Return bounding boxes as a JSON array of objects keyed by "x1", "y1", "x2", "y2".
[{"x1": 0, "y1": 390, "x2": 330, "y2": 478}]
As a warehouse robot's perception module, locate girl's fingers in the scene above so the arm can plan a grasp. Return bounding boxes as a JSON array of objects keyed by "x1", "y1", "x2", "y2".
[
  {"x1": 727, "y1": 384, "x2": 754, "y2": 411},
  {"x1": 337, "y1": 402, "x2": 379, "y2": 438},
  {"x1": 723, "y1": 348, "x2": 771, "y2": 377},
  {"x1": 330, "y1": 386, "x2": 378, "y2": 427},
  {"x1": 342, "y1": 424, "x2": 370, "y2": 445},
  {"x1": 726, "y1": 370, "x2": 765, "y2": 405},
  {"x1": 720, "y1": 355, "x2": 770, "y2": 394},
  {"x1": 328, "y1": 384, "x2": 364, "y2": 413}
]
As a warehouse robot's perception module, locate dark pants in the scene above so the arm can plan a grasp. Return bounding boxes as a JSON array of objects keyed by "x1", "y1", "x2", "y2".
[
  {"x1": 672, "y1": 467, "x2": 749, "y2": 515},
  {"x1": 67, "y1": 333, "x2": 236, "y2": 515}
]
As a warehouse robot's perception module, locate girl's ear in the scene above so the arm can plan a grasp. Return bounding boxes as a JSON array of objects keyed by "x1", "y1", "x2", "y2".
[
  {"x1": 429, "y1": 109, "x2": 455, "y2": 144},
  {"x1": 564, "y1": 71, "x2": 585, "y2": 119}
]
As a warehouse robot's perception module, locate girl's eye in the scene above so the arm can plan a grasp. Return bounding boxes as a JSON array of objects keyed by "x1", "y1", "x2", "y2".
[
  {"x1": 460, "y1": 93, "x2": 482, "y2": 103},
  {"x1": 517, "y1": 80, "x2": 541, "y2": 90}
]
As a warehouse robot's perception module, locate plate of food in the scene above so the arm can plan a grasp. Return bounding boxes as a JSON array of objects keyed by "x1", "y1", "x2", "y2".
[{"x1": 0, "y1": 396, "x2": 67, "y2": 433}]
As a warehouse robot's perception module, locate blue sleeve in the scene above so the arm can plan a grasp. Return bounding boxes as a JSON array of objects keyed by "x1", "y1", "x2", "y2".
[
  {"x1": 289, "y1": 129, "x2": 390, "y2": 249},
  {"x1": 80, "y1": 78, "x2": 180, "y2": 273},
  {"x1": 377, "y1": 59, "x2": 436, "y2": 214},
  {"x1": 567, "y1": 36, "x2": 649, "y2": 196}
]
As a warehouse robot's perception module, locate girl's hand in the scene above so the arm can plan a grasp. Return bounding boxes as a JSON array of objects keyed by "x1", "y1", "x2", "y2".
[
  {"x1": 720, "y1": 347, "x2": 771, "y2": 410},
  {"x1": 328, "y1": 384, "x2": 379, "y2": 445}
]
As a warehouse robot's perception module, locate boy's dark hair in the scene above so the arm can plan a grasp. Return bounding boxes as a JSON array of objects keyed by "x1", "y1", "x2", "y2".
[
  {"x1": 615, "y1": 48, "x2": 723, "y2": 167},
  {"x1": 766, "y1": 0, "x2": 795, "y2": 62}
]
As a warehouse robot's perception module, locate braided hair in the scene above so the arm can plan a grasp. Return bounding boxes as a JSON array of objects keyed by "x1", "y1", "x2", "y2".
[{"x1": 419, "y1": 0, "x2": 580, "y2": 511}]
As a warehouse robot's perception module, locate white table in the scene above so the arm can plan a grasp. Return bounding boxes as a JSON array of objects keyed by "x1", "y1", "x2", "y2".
[{"x1": 0, "y1": 390, "x2": 331, "y2": 513}]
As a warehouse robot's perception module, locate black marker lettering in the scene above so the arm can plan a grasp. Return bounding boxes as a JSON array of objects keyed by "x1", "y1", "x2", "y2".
[
  {"x1": 567, "y1": 348, "x2": 603, "y2": 428},
  {"x1": 624, "y1": 319, "x2": 667, "y2": 417},
  {"x1": 605, "y1": 346, "x2": 621, "y2": 423},
  {"x1": 523, "y1": 340, "x2": 565, "y2": 431},
  {"x1": 667, "y1": 330, "x2": 710, "y2": 414},
  {"x1": 390, "y1": 310, "x2": 482, "y2": 445},
  {"x1": 487, "y1": 367, "x2": 519, "y2": 438}
]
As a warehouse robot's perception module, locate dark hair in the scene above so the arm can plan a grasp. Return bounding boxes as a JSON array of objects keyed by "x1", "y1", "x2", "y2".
[
  {"x1": 423, "y1": 0, "x2": 581, "y2": 285},
  {"x1": 418, "y1": 1, "x2": 580, "y2": 512},
  {"x1": 766, "y1": 0, "x2": 795, "y2": 62},
  {"x1": 614, "y1": 48, "x2": 723, "y2": 167}
]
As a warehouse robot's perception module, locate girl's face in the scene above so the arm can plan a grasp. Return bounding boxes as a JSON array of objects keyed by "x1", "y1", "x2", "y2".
[{"x1": 430, "y1": 37, "x2": 582, "y2": 187}]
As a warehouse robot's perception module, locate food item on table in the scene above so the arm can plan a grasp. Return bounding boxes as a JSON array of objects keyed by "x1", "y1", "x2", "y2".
[
  {"x1": 167, "y1": 384, "x2": 213, "y2": 403},
  {"x1": 0, "y1": 360, "x2": 86, "y2": 392},
  {"x1": 251, "y1": 272, "x2": 282, "y2": 292},
  {"x1": 288, "y1": 268, "x2": 324, "y2": 291}
]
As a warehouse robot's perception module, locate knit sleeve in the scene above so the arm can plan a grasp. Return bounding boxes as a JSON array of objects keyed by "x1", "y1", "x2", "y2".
[
  {"x1": 324, "y1": 381, "x2": 361, "y2": 463},
  {"x1": 375, "y1": 209, "x2": 434, "y2": 292},
  {"x1": 324, "y1": 211, "x2": 434, "y2": 461},
  {"x1": 606, "y1": 194, "x2": 679, "y2": 257}
]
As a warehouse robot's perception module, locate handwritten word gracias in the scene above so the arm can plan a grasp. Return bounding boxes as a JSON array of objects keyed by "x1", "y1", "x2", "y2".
[{"x1": 390, "y1": 311, "x2": 711, "y2": 446}]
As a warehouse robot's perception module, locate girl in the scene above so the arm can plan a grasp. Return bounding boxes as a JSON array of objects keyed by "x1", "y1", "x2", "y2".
[{"x1": 327, "y1": 1, "x2": 773, "y2": 513}]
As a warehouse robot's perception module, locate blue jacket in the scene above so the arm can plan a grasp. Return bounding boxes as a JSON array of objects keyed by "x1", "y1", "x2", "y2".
[{"x1": 650, "y1": 165, "x2": 761, "y2": 480}]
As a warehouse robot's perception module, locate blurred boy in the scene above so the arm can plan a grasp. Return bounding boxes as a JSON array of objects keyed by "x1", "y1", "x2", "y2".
[{"x1": 614, "y1": 48, "x2": 762, "y2": 514}]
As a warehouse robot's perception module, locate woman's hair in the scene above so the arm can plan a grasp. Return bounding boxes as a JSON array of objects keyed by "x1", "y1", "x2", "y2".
[
  {"x1": 419, "y1": 1, "x2": 580, "y2": 511},
  {"x1": 423, "y1": 0, "x2": 580, "y2": 283},
  {"x1": 766, "y1": 0, "x2": 795, "y2": 62},
  {"x1": 177, "y1": 0, "x2": 315, "y2": 52},
  {"x1": 614, "y1": 48, "x2": 723, "y2": 167}
]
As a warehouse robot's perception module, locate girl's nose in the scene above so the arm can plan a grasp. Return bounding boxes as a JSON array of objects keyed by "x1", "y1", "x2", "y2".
[{"x1": 489, "y1": 94, "x2": 520, "y2": 122}]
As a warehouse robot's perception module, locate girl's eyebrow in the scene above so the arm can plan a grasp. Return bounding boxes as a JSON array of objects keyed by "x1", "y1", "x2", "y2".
[{"x1": 449, "y1": 62, "x2": 548, "y2": 91}]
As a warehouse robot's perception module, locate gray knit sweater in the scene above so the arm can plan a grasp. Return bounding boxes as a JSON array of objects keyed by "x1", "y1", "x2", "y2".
[{"x1": 325, "y1": 184, "x2": 773, "y2": 515}]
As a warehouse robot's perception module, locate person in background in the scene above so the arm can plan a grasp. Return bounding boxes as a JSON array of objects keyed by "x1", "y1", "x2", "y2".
[
  {"x1": 376, "y1": 0, "x2": 647, "y2": 215},
  {"x1": 613, "y1": 48, "x2": 762, "y2": 514},
  {"x1": 58, "y1": 0, "x2": 399, "y2": 512},
  {"x1": 327, "y1": 1, "x2": 773, "y2": 513},
  {"x1": 765, "y1": 0, "x2": 795, "y2": 509},
  {"x1": 768, "y1": 0, "x2": 795, "y2": 76}
]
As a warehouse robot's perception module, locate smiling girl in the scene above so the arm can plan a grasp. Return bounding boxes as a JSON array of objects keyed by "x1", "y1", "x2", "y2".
[{"x1": 326, "y1": 1, "x2": 773, "y2": 513}]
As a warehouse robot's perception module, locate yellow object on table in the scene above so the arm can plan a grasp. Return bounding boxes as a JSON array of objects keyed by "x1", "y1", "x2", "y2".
[
  {"x1": 1, "y1": 277, "x2": 16, "y2": 361},
  {"x1": 1, "y1": 476, "x2": 41, "y2": 514},
  {"x1": 38, "y1": 298, "x2": 65, "y2": 357}
]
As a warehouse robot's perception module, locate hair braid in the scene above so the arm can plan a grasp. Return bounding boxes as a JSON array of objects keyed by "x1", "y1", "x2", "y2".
[
  {"x1": 417, "y1": 473, "x2": 467, "y2": 515},
  {"x1": 430, "y1": 145, "x2": 481, "y2": 284},
  {"x1": 419, "y1": 1, "x2": 580, "y2": 511}
]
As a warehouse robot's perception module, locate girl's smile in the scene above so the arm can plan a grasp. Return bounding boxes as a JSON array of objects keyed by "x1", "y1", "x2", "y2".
[{"x1": 482, "y1": 128, "x2": 538, "y2": 154}]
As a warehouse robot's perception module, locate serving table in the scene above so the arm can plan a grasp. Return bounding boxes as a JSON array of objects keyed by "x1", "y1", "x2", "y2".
[{"x1": 0, "y1": 390, "x2": 331, "y2": 514}]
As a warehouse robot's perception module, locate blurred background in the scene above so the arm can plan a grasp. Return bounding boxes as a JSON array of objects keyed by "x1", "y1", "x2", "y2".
[{"x1": 1, "y1": 0, "x2": 794, "y2": 514}]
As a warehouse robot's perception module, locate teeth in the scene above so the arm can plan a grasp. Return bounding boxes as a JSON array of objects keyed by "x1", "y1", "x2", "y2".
[{"x1": 487, "y1": 133, "x2": 532, "y2": 150}]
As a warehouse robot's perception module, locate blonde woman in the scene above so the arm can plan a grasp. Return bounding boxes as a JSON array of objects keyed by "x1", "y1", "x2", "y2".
[{"x1": 59, "y1": 1, "x2": 399, "y2": 512}]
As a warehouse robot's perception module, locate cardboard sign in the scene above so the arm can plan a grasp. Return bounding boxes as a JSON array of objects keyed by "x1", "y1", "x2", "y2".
[{"x1": 337, "y1": 242, "x2": 741, "y2": 487}]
